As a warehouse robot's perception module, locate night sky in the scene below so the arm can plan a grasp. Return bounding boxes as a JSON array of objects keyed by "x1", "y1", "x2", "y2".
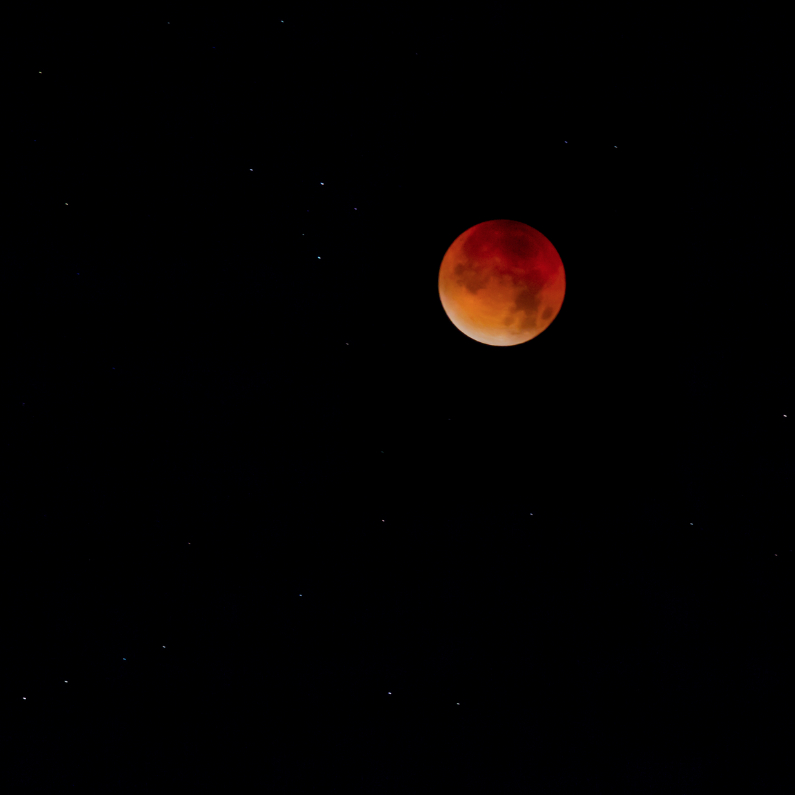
[{"x1": 8, "y1": 9, "x2": 792, "y2": 793}]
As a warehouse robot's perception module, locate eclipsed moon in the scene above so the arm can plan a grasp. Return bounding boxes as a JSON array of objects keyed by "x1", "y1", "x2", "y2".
[{"x1": 438, "y1": 219, "x2": 566, "y2": 346}]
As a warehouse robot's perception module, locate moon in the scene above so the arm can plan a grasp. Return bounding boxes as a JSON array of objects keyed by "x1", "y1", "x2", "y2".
[{"x1": 438, "y1": 219, "x2": 566, "y2": 346}]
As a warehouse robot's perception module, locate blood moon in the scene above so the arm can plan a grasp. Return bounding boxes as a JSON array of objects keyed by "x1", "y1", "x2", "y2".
[{"x1": 438, "y1": 219, "x2": 566, "y2": 346}]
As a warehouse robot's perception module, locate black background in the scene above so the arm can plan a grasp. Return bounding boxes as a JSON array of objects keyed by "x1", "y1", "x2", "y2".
[{"x1": 6, "y1": 7, "x2": 792, "y2": 793}]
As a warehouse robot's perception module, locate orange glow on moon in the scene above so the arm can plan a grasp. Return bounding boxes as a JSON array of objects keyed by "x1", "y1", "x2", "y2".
[{"x1": 438, "y1": 219, "x2": 566, "y2": 346}]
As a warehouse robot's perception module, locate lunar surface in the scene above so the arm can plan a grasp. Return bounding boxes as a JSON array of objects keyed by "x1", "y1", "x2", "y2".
[{"x1": 438, "y1": 219, "x2": 566, "y2": 346}]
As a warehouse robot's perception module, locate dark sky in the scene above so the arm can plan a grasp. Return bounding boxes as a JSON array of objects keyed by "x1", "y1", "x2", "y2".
[{"x1": 7, "y1": 8, "x2": 792, "y2": 793}]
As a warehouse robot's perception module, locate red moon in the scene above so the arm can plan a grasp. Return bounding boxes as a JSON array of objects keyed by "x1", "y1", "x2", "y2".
[{"x1": 438, "y1": 219, "x2": 566, "y2": 346}]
